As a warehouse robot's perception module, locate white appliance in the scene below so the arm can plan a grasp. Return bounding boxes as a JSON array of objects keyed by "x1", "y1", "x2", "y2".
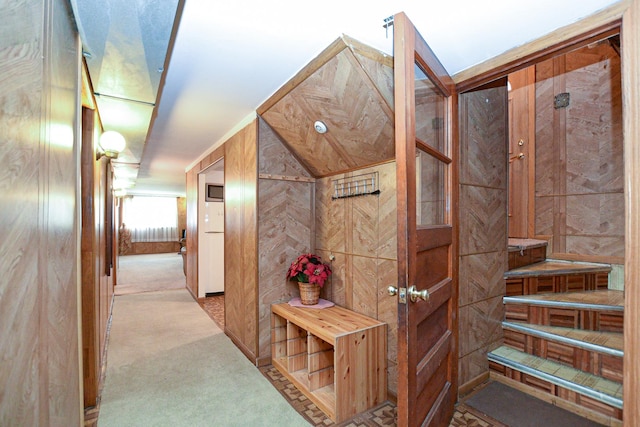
[
  {"x1": 202, "y1": 201, "x2": 224, "y2": 295},
  {"x1": 203, "y1": 201, "x2": 224, "y2": 233}
]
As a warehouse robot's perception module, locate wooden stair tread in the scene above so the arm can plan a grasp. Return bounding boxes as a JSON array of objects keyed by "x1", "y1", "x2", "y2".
[
  {"x1": 503, "y1": 290, "x2": 623, "y2": 311},
  {"x1": 508, "y1": 238, "x2": 548, "y2": 251},
  {"x1": 488, "y1": 346, "x2": 623, "y2": 408},
  {"x1": 504, "y1": 260, "x2": 612, "y2": 278},
  {"x1": 502, "y1": 321, "x2": 624, "y2": 356}
]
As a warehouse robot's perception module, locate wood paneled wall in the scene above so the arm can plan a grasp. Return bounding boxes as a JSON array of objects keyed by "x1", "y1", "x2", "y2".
[
  {"x1": 224, "y1": 120, "x2": 259, "y2": 360},
  {"x1": 458, "y1": 84, "x2": 509, "y2": 391},
  {"x1": 535, "y1": 42, "x2": 624, "y2": 260},
  {"x1": 80, "y1": 108, "x2": 115, "y2": 409},
  {"x1": 256, "y1": 118, "x2": 314, "y2": 363},
  {"x1": 314, "y1": 161, "x2": 398, "y2": 394},
  {"x1": 0, "y1": 0, "x2": 83, "y2": 424},
  {"x1": 185, "y1": 168, "x2": 199, "y2": 297}
]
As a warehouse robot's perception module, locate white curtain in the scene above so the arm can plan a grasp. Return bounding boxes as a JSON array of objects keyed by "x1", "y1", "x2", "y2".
[{"x1": 122, "y1": 196, "x2": 178, "y2": 243}]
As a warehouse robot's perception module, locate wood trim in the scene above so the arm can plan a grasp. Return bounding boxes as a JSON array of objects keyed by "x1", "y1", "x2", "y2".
[
  {"x1": 526, "y1": 66, "x2": 537, "y2": 238},
  {"x1": 416, "y1": 225, "x2": 452, "y2": 251},
  {"x1": 622, "y1": 2, "x2": 640, "y2": 426},
  {"x1": 454, "y1": 1, "x2": 628, "y2": 91},
  {"x1": 258, "y1": 173, "x2": 315, "y2": 183},
  {"x1": 416, "y1": 137, "x2": 452, "y2": 164}
]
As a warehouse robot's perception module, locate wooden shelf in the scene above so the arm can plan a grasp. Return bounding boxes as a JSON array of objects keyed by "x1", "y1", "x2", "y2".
[{"x1": 271, "y1": 302, "x2": 387, "y2": 423}]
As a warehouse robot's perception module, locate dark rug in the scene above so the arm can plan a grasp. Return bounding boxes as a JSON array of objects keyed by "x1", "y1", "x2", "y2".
[{"x1": 464, "y1": 381, "x2": 602, "y2": 427}]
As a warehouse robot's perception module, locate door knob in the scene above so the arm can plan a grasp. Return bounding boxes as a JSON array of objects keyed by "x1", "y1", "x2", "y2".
[
  {"x1": 408, "y1": 285, "x2": 429, "y2": 303},
  {"x1": 387, "y1": 285, "x2": 398, "y2": 296}
]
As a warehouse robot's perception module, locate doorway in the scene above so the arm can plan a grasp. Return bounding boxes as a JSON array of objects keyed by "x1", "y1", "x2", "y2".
[{"x1": 457, "y1": 28, "x2": 625, "y2": 426}]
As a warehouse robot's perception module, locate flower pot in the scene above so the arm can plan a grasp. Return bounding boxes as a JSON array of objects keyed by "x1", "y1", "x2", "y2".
[{"x1": 298, "y1": 282, "x2": 321, "y2": 305}]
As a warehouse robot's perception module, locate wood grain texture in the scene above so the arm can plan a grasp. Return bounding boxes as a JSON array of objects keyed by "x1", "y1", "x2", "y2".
[
  {"x1": 1, "y1": 0, "x2": 82, "y2": 424},
  {"x1": 457, "y1": 85, "x2": 508, "y2": 391},
  {"x1": 257, "y1": 178, "x2": 313, "y2": 356},
  {"x1": 260, "y1": 39, "x2": 395, "y2": 177},
  {"x1": 224, "y1": 121, "x2": 258, "y2": 358},
  {"x1": 622, "y1": 2, "x2": 640, "y2": 426},
  {"x1": 271, "y1": 303, "x2": 386, "y2": 422},
  {"x1": 535, "y1": 42, "x2": 624, "y2": 260}
]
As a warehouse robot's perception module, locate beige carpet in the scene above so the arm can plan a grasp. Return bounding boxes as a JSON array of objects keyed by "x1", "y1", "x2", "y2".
[
  {"x1": 98, "y1": 289, "x2": 309, "y2": 426},
  {"x1": 116, "y1": 253, "x2": 186, "y2": 295}
]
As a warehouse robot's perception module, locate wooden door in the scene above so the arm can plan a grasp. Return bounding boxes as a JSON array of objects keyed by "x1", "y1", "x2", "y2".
[{"x1": 393, "y1": 12, "x2": 458, "y2": 427}]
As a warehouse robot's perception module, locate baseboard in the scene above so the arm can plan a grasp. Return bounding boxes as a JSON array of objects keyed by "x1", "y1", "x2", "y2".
[
  {"x1": 458, "y1": 372, "x2": 490, "y2": 398},
  {"x1": 225, "y1": 329, "x2": 257, "y2": 365}
]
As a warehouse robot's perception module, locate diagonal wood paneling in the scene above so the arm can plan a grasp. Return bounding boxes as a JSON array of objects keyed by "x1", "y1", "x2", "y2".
[
  {"x1": 535, "y1": 42, "x2": 623, "y2": 259},
  {"x1": 459, "y1": 85, "x2": 508, "y2": 189},
  {"x1": 378, "y1": 162, "x2": 397, "y2": 260},
  {"x1": 459, "y1": 185, "x2": 507, "y2": 256},
  {"x1": 459, "y1": 295, "x2": 505, "y2": 357},
  {"x1": 315, "y1": 175, "x2": 345, "y2": 252},
  {"x1": 459, "y1": 252, "x2": 507, "y2": 306},
  {"x1": 258, "y1": 178, "x2": 313, "y2": 355},
  {"x1": 260, "y1": 38, "x2": 395, "y2": 177}
]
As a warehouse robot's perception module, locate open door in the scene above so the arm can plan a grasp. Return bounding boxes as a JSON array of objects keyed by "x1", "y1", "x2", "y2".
[{"x1": 392, "y1": 12, "x2": 458, "y2": 427}]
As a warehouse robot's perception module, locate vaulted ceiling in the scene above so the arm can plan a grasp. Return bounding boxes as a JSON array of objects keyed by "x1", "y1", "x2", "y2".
[{"x1": 71, "y1": 0, "x2": 620, "y2": 196}]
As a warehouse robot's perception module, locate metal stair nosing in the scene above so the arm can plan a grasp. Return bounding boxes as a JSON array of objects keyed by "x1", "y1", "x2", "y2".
[
  {"x1": 502, "y1": 321, "x2": 624, "y2": 358},
  {"x1": 487, "y1": 348, "x2": 623, "y2": 410},
  {"x1": 502, "y1": 296, "x2": 623, "y2": 312}
]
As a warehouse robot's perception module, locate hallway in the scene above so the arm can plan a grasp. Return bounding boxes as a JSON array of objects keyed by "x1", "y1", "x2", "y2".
[{"x1": 96, "y1": 288, "x2": 308, "y2": 426}]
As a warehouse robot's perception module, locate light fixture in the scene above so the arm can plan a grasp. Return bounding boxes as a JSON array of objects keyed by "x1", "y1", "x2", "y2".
[
  {"x1": 96, "y1": 131, "x2": 126, "y2": 160},
  {"x1": 314, "y1": 120, "x2": 327, "y2": 134}
]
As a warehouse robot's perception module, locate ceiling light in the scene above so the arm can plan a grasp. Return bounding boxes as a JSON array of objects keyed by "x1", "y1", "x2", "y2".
[
  {"x1": 97, "y1": 131, "x2": 126, "y2": 160},
  {"x1": 314, "y1": 120, "x2": 327, "y2": 134}
]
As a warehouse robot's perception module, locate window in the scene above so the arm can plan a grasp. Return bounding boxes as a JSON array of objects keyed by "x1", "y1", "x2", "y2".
[{"x1": 122, "y1": 196, "x2": 178, "y2": 242}]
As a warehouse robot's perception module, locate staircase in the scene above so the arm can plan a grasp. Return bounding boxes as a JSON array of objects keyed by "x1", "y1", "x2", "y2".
[{"x1": 488, "y1": 239, "x2": 624, "y2": 426}]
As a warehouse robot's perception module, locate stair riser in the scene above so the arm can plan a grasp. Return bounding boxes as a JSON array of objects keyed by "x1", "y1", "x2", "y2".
[
  {"x1": 505, "y1": 305, "x2": 623, "y2": 332},
  {"x1": 504, "y1": 330, "x2": 623, "y2": 382},
  {"x1": 505, "y1": 272, "x2": 609, "y2": 296},
  {"x1": 489, "y1": 362, "x2": 623, "y2": 421}
]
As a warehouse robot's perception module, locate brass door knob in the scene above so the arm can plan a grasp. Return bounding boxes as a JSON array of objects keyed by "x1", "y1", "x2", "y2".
[
  {"x1": 408, "y1": 285, "x2": 429, "y2": 303},
  {"x1": 387, "y1": 285, "x2": 398, "y2": 296}
]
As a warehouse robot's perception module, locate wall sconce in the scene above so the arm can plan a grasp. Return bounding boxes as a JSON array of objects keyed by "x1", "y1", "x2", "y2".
[{"x1": 96, "y1": 131, "x2": 126, "y2": 160}]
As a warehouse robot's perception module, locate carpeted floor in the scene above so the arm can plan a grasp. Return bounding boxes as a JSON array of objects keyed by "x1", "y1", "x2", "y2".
[
  {"x1": 115, "y1": 253, "x2": 186, "y2": 295},
  {"x1": 98, "y1": 289, "x2": 309, "y2": 426},
  {"x1": 199, "y1": 297, "x2": 509, "y2": 427}
]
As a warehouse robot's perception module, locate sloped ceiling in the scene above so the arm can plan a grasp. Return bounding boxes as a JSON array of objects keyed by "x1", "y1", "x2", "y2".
[{"x1": 258, "y1": 37, "x2": 395, "y2": 177}]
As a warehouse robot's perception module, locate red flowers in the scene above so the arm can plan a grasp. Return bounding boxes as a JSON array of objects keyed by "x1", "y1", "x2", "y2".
[{"x1": 286, "y1": 253, "x2": 332, "y2": 287}]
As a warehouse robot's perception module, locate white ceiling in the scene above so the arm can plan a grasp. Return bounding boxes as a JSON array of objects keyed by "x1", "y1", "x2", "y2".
[{"x1": 73, "y1": 0, "x2": 621, "y2": 197}]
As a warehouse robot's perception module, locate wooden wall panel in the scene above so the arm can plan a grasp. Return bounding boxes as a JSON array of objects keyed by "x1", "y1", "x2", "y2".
[
  {"x1": 257, "y1": 119, "x2": 314, "y2": 360},
  {"x1": 314, "y1": 161, "x2": 398, "y2": 395},
  {"x1": 0, "y1": 0, "x2": 82, "y2": 424},
  {"x1": 185, "y1": 168, "x2": 199, "y2": 297},
  {"x1": 458, "y1": 84, "x2": 508, "y2": 389},
  {"x1": 223, "y1": 120, "x2": 259, "y2": 359},
  {"x1": 535, "y1": 42, "x2": 624, "y2": 259}
]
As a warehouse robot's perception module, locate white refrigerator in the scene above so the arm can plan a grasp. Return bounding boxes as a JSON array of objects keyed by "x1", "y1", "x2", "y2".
[{"x1": 201, "y1": 201, "x2": 224, "y2": 294}]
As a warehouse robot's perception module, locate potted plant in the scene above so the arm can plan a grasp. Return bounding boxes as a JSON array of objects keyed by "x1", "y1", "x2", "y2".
[{"x1": 286, "y1": 253, "x2": 332, "y2": 305}]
